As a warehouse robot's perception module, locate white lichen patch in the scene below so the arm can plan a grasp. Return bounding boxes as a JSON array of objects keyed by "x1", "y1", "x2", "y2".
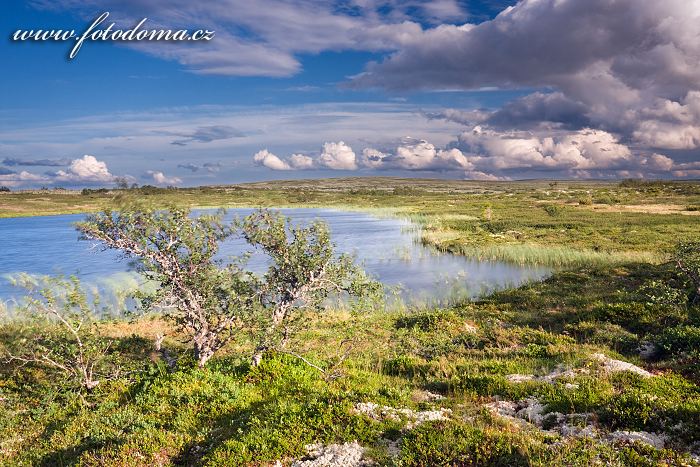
[
  {"x1": 591, "y1": 353, "x2": 653, "y2": 378},
  {"x1": 354, "y1": 402, "x2": 451, "y2": 428},
  {"x1": 280, "y1": 442, "x2": 371, "y2": 467},
  {"x1": 505, "y1": 365, "x2": 588, "y2": 385},
  {"x1": 609, "y1": 431, "x2": 667, "y2": 450}
]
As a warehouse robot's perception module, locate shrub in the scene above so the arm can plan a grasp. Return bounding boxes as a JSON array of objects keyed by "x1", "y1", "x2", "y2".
[
  {"x1": 655, "y1": 326, "x2": 700, "y2": 357},
  {"x1": 77, "y1": 207, "x2": 254, "y2": 367},
  {"x1": 240, "y1": 210, "x2": 381, "y2": 367},
  {"x1": 0, "y1": 186, "x2": 10, "y2": 192},
  {"x1": 565, "y1": 321, "x2": 639, "y2": 354},
  {"x1": 673, "y1": 242, "x2": 700, "y2": 305},
  {"x1": 81, "y1": 188, "x2": 109, "y2": 195},
  {"x1": 578, "y1": 195, "x2": 594, "y2": 205},
  {"x1": 3, "y1": 275, "x2": 120, "y2": 392},
  {"x1": 77, "y1": 207, "x2": 377, "y2": 368},
  {"x1": 398, "y1": 421, "x2": 531, "y2": 466},
  {"x1": 543, "y1": 204, "x2": 563, "y2": 217}
]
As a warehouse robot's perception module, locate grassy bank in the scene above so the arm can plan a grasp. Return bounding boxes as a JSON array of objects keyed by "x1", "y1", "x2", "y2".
[
  {"x1": 1, "y1": 179, "x2": 700, "y2": 465},
  {"x1": 1, "y1": 262, "x2": 699, "y2": 465},
  {"x1": 2, "y1": 178, "x2": 699, "y2": 267}
]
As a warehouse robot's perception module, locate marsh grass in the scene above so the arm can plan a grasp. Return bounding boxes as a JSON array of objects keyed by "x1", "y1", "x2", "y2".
[{"x1": 445, "y1": 243, "x2": 662, "y2": 268}]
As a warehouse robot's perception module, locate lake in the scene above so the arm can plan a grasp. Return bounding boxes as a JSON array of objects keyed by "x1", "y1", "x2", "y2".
[{"x1": 0, "y1": 208, "x2": 550, "y2": 308}]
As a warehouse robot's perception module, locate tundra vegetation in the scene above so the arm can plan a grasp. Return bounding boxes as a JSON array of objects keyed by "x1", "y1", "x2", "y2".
[{"x1": 1, "y1": 178, "x2": 700, "y2": 466}]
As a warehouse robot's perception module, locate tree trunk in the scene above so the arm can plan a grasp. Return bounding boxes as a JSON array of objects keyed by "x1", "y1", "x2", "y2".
[
  {"x1": 194, "y1": 341, "x2": 215, "y2": 368},
  {"x1": 251, "y1": 352, "x2": 263, "y2": 367}
]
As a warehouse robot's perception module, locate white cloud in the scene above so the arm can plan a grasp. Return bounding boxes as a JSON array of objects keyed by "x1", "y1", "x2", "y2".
[
  {"x1": 54, "y1": 155, "x2": 114, "y2": 182},
  {"x1": 318, "y1": 141, "x2": 357, "y2": 170},
  {"x1": 631, "y1": 91, "x2": 700, "y2": 149},
  {"x1": 289, "y1": 153, "x2": 315, "y2": 169},
  {"x1": 253, "y1": 149, "x2": 291, "y2": 171},
  {"x1": 32, "y1": 0, "x2": 434, "y2": 77},
  {"x1": 452, "y1": 127, "x2": 675, "y2": 176},
  {"x1": 361, "y1": 138, "x2": 474, "y2": 171},
  {"x1": 253, "y1": 128, "x2": 681, "y2": 179},
  {"x1": 146, "y1": 171, "x2": 182, "y2": 185},
  {"x1": 352, "y1": 0, "x2": 700, "y2": 152},
  {"x1": 0, "y1": 171, "x2": 48, "y2": 187}
]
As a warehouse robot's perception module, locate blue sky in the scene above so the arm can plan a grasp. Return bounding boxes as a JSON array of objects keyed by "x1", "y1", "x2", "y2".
[{"x1": 2, "y1": 0, "x2": 699, "y2": 187}]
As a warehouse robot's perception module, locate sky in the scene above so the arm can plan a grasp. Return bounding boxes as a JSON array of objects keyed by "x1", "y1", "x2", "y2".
[{"x1": 1, "y1": 0, "x2": 700, "y2": 188}]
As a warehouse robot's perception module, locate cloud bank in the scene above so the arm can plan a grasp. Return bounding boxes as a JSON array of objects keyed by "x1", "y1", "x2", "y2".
[
  {"x1": 353, "y1": 0, "x2": 700, "y2": 155},
  {"x1": 252, "y1": 129, "x2": 679, "y2": 180}
]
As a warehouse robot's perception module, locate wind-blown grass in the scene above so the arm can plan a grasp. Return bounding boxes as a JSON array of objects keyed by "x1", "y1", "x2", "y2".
[{"x1": 439, "y1": 242, "x2": 663, "y2": 268}]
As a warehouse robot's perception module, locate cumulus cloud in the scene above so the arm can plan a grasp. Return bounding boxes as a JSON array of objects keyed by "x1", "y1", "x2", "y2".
[
  {"x1": 146, "y1": 171, "x2": 183, "y2": 185},
  {"x1": 253, "y1": 149, "x2": 292, "y2": 171},
  {"x1": 631, "y1": 91, "x2": 700, "y2": 150},
  {"x1": 353, "y1": 0, "x2": 700, "y2": 152},
  {"x1": 318, "y1": 142, "x2": 357, "y2": 170},
  {"x1": 0, "y1": 170, "x2": 48, "y2": 187},
  {"x1": 361, "y1": 138, "x2": 474, "y2": 171},
  {"x1": 289, "y1": 154, "x2": 315, "y2": 170},
  {"x1": 253, "y1": 142, "x2": 359, "y2": 171},
  {"x1": 451, "y1": 127, "x2": 675, "y2": 177},
  {"x1": 54, "y1": 155, "x2": 114, "y2": 182},
  {"x1": 254, "y1": 128, "x2": 680, "y2": 179}
]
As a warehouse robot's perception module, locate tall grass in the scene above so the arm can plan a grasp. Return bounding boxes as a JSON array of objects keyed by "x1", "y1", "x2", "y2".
[{"x1": 436, "y1": 242, "x2": 662, "y2": 268}]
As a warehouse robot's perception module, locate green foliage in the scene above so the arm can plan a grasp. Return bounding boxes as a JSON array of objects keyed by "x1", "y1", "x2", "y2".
[
  {"x1": 240, "y1": 209, "x2": 382, "y2": 365},
  {"x1": 543, "y1": 204, "x2": 563, "y2": 216},
  {"x1": 76, "y1": 207, "x2": 378, "y2": 368},
  {"x1": 398, "y1": 421, "x2": 530, "y2": 466},
  {"x1": 656, "y1": 326, "x2": 700, "y2": 357},
  {"x1": 565, "y1": 321, "x2": 639, "y2": 354},
  {"x1": 674, "y1": 242, "x2": 700, "y2": 303},
  {"x1": 77, "y1": 206, "x2": 256, "y2": 367},
  {"x1": 578, "y1": 194, "x2": 594, "y2": 205},
  {"x1": 3, "y1": 275, "x2": 121, "y2": 392}
]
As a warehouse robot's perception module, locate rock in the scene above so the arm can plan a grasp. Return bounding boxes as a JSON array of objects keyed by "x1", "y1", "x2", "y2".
[
  {"x1": 639, "y1": 342, "x2": 658, "y2": 360},
  {"x1": 610, "y1": 431, "x2": 667, "y2": 450},
  {"x1": 559, "y1": 423, "x2": 597, "y2": 438},
  {"x1": 516, "y1": 398, "x2": 547, "y2": 425},
  {"x1": 291, "y1": 442, "x2": 370, "y2": 467},
  {"x1": 591, "y1": 353, "x2": 653, "y2": 378},
  {"x1": 484, "y1": 400, "x2": 518, "y2": 418}
]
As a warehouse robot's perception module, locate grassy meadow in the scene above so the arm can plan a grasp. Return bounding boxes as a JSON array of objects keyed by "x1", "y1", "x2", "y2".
[{"x1": 1, "y1": 178, "x2": 700, "y2": 466}]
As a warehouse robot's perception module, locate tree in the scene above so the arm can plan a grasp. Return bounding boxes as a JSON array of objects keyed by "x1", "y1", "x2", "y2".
[
  {"x1": 76, "y1": 206, "x2": 378, "y2": 369},
  {"x1": 114, "y1": 177, "x2": 130, "y2": 190},
  {"x1": 4, "y1": 275, "x2": 118, "y2": 393},
  {"x1": 674, "y1": 242, "x2": 700, "y2": 305},
  {"x1": 241, "y1": 210, "x2": 380, "y2": 366},
  {"x1": 77, "y1": 206, "x2": 257, "y2": 367}
]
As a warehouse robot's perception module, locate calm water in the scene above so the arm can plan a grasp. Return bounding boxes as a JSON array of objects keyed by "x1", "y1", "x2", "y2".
[{"x1": 0, "y1": 209, "x2": 550, "y2": 307}]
